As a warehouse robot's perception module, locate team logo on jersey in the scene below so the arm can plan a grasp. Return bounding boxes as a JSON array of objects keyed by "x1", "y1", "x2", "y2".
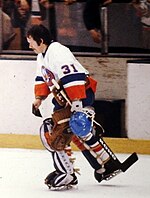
[{"x1": 41, "y1": 66, "x2": 55, "y2": 87}]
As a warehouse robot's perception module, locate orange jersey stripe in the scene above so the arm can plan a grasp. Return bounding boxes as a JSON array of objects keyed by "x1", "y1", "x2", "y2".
[
  {"x1": 34, "y1": 83, "x2": 50, "y2": 97},
  {"x1": 65, "y1": 85, "x2": 86, "y2": 101},
  {"x1": 86, "y1": 76, "x2": 97, "y2": 93}
]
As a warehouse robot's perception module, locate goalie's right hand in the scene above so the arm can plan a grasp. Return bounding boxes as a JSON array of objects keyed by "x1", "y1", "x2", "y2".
[
  {"x1": 32, "y1": 103, "x2": 42, "y2": 117},
  {"x1": 32, "y1": 98, "x2": 42, "y2": 117},
  {"x1": 33, "y1": 98, "x2": 42, "y2": 109}
]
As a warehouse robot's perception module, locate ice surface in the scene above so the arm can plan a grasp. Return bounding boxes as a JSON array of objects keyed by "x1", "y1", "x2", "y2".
[{"x1": 0, "y1": 148, "x2": 149, "y2": 198}]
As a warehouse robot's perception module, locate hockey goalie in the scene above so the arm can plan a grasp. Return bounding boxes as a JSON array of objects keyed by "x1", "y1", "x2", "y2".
[{"x1": 27, "y1": 24, "x2": 138, "y2": 190}]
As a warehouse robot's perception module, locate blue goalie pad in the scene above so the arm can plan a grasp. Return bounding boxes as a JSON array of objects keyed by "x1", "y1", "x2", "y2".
[{"x1": 69, "y1": 111, "x2": 92, "y2": 137}]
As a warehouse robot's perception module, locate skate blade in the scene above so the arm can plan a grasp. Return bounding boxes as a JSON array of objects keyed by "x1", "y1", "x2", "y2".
[
  {"x1": 104, "y1": 169, "x2": 122, "y2": 181},
  {"x1": 47, "y1": 184, "x2": 78, "y2": 191}
]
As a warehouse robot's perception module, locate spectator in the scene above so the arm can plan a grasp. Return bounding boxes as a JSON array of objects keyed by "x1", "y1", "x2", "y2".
[
  {"x1": 2, "y1": 0, "x2": 53, "y2": 50},
  {"x1": 2, "y1": 11, "x2": 16, "y2": 49},
  {"x1": 3, "y1": 0, "x2": 30, "y2": 49},
  {"x1": 83, "y1": 0, "x2": 133, "y2": 43},
  {"x1": 132, "y1": 0, "x2": 150, "y2": 49},
  {"x1": 83, "y1": 0, "x2": 112, "y2": 43}
]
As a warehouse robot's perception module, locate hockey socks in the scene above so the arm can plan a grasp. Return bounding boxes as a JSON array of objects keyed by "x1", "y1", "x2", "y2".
[{"x1": 82, "y1": 132, "x2": 110, "y2": 164}]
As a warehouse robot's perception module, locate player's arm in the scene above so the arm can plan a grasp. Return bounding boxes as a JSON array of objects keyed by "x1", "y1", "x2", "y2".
[{"x1": 33, "y1": 75, "x2": 51, "y2": 109}]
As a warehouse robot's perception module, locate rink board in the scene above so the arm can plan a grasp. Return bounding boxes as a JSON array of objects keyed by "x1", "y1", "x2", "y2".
[{"x1": 0, "y1": 134, "x2": 150, "y2": 154}]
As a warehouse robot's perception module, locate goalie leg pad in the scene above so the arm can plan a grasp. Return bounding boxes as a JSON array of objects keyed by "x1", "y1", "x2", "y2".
[
  {"x1": 40, "y1": 118, "x2": 78, "y2": 188},
  {"x1": 53, "y1": 151, "x2": 73, "y2": 174},
  {"x1": 40, "y1": 118, "x2": 54, "y2": 152},
  {"x1": 69, "y1": 111, "x2": 109, "y2": 164}
]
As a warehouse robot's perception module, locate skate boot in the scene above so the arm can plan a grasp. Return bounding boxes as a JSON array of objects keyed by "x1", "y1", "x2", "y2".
[
  {"x1": 45, "y1": 170, "x2": 58, "y2": 187},
  {"x1": 103, "y1": 158, "x2": 121, "y2": 180},
  {"x1": 94, "y1": 166, "x2": 105, "y2": 183},
  {"x1": 94, "y1": 158, "x2": 120, "y2": 182},
  {"x1": 45, "y1": 171, "x2": 78, "y2": 190},
  {"x1": 68, "y1": 172, "x2": 78, "y2": 186}
]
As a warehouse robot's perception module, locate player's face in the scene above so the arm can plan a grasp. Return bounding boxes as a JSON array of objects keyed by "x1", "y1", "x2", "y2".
[{"x1": 27, "y1": 35, "x2": 44, "y2": 54}]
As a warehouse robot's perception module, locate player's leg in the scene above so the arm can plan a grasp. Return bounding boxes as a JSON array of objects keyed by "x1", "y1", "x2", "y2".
[
  {"x1": 45, "y1": 151, "x2": 78, "y2": 188},
  {"x1": 72, "y1": 134, "x2": 104, "y2": 168},
  {"x1": 40, "y1": 118, "x2": 78, "y2": 188},
  {"x1": 72, "y1": 134, "x2": 117, "y2": 182},
  {"x1": 70, "y1": 111, "x2": 119, "y2": 182}
]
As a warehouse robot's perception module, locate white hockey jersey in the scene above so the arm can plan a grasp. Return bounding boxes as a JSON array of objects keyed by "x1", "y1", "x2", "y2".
[{"x1": 34, "y1": 42, "x2": 97, "y2": 101}]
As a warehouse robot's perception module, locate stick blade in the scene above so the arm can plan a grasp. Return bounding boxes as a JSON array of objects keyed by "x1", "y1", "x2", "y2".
[{"x1": 121, "y1": 152, "x2": 138, "y2": 172}]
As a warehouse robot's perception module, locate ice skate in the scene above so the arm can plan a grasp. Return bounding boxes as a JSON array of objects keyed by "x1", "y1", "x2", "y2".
[
  {"x1": 45, "y1": 171, "x2": 78, "y2": 190},
  {"x1": 94, "y1": 158, "x2": 121, "y2": 182}
]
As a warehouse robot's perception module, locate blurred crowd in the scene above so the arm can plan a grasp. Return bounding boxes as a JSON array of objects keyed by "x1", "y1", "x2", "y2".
[
  {"x1": 2, "y1": 0, "x2": 150, "y2": 50},
  {"x1": 2, "y1": 0, "x2": 55, "y2": 49}
]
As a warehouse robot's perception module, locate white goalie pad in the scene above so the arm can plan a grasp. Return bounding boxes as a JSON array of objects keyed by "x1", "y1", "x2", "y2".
[
  {"x1": 40, "y1": 118, "x2": 74, "y2": 175},
  {"x1": 40, "y1": 118, "x2": 54, "y2": 152}
]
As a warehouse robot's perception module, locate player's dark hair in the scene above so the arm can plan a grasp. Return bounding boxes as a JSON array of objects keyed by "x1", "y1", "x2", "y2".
[{"x1": 26, "y1": 24, "x2": 53, "y2": 46}]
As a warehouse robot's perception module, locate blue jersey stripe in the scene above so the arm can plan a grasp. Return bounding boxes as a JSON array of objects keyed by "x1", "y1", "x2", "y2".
[
  {"x1": 61, "y1": 73, "x2": 86, "y2": 85},
  {"x1": 35, "y1": 76, "x2": 45, "y2": 82}
]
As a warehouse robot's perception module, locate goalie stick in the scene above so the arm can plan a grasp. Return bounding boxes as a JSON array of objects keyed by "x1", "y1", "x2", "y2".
[
  {"x1": 97, "y1": 141, "x2": 138, "y2": 180},
  {"x1": 78, "y1": 136, "x2": 138, "y2": 180},
  {"x1": 52, "y1": 79, "x2": 139, "y2": 180}
]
